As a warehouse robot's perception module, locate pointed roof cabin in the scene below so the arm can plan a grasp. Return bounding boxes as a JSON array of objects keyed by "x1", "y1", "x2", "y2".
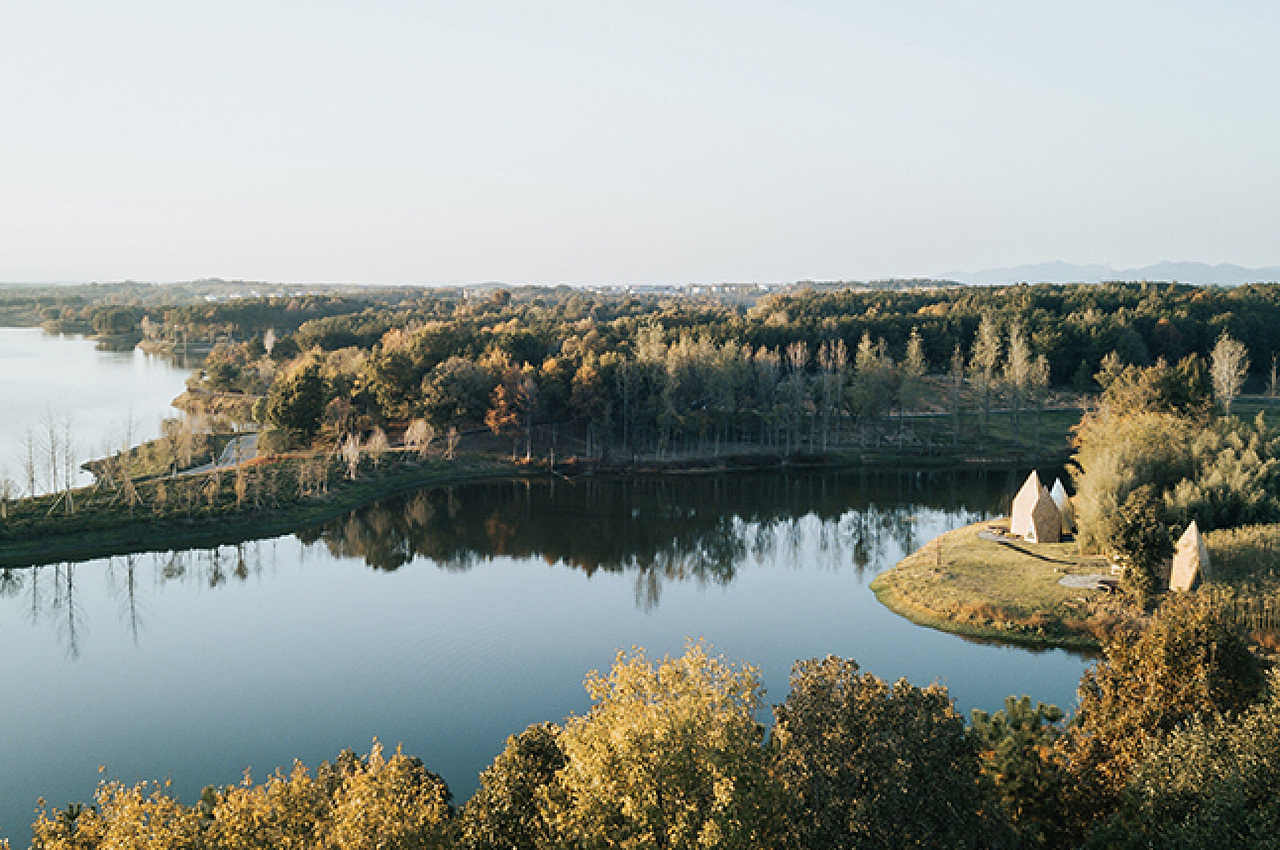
[
  {"x1": 1050, "y1": 478, "x2": 1075, "y2": 535},
  {"x1": 1011, "y1": 471, "x2": 1063, "y2": 544},
  {"x1": 1169, "y1": 520, "x2": 1210, "y2": 592}
]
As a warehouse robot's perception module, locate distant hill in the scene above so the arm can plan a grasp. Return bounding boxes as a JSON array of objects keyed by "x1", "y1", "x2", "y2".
[{"x1": 942, "y1": 261, "x2": 1280, "y2": 286}]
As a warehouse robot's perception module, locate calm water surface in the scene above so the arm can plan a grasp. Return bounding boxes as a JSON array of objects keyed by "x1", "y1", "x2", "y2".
[
  {"x1": 0, "y1": 472, "x2": 1092, "y2": 844},
  {"x1": 0, "y1": 328, "x2": 191, "y2": 493}
]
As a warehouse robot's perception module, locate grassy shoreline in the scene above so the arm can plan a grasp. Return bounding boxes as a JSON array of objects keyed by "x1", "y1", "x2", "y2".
[
  {"x1": 0, "y1": 455, "x2": 519, "y2": 568},
  {"x1": 1, "y1": 441, "x2": 1072, "y2": 568},
  {"x1": 869, "y1": 520, "x2": 1134, "y2": 652}
]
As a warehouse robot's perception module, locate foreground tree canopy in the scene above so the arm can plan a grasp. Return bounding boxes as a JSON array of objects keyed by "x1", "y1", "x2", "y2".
[{"x1": 18, "y1": 603, "x2": 1276, "y2": 850}]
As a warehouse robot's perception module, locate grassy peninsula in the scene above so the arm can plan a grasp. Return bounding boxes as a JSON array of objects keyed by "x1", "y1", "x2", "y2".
[{"x1": 870, "y1": 520, "x2": 1120, "y2": 650}]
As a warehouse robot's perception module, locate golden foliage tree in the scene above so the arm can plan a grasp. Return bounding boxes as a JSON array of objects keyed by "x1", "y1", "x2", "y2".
[
  {"x1": 1066, "y1": 595, "x2": 1264, "y2": 822},
  {"x1": 548, "y1": 642, "x2": 785, "y2": 850}
]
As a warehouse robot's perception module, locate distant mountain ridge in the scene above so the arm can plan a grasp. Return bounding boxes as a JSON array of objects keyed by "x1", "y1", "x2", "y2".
[{"x1": 942, "y1": 261, "x2": 1280, "y2": 286}]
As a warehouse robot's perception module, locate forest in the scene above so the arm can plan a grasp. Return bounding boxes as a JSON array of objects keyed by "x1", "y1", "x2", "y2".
[{"x1": 151, "y1": 281, "x2": 1280, "y2": 463}]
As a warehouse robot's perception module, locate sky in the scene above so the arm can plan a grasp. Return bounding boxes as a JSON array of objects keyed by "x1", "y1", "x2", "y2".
[{"x1": 2, "y1": 1, "x2": 1278, "y2": 285}]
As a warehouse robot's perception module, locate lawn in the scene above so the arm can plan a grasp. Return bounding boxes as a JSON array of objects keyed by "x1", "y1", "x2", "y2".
[{"x1": 870, "y1": 519, "x2": 1133, "y2": 650}]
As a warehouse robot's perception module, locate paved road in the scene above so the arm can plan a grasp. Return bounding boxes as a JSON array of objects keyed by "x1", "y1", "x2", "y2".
[{"x1": 184, "y1": 433, "x2": 258, "y2": 475}]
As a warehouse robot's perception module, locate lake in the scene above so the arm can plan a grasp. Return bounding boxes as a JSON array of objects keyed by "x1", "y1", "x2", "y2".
[
  {"x1": 0, "y1": 470, "x2": 1092, "y2": 845},
  {"x1": 0, "y1": 328, "x2": 192, "y2": 494}
]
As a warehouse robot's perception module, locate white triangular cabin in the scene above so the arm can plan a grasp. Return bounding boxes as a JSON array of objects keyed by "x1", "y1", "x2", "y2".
[
  {"x1": 1011, "y1": 471, "x2": 1063, "y2": 544},
  {"x1": 1050, "y1": 478, "x2": 1075, "y2": 535},
  {"x1": 1169, "y1": 520, "x2": 1210, "y2": 592}
]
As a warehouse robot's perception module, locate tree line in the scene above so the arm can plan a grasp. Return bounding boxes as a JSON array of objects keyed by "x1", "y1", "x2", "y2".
[
  {"x1": 248, "y1": 313, "x2": 1067, "y2": 460},
  {"x1": 161, "y1": 281, "x2": 1279, "y2": 461}
]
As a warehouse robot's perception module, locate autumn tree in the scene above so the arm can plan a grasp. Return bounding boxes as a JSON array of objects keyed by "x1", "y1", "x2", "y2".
[
  {"x1": 459, "y1": 722, "x2": 566, "y2": 850},
  {"x1": 326, "y1": 742, "x2": 453, "y2": 850},
  {"x1": 548, "y1": 642, "x2": 785, "y2": 849},
  {"x1": 772, "y1": 655, "x2": 1008, "y2": 850},
  {"x1": 969, "y1": 315, "x2": 1002, "y2": 434},
  {"x1": 949, "y1": 344, "x2": 965, "y2": 444},
  {"x1": 897, "y1": 326, "x2": 928, "y2": 435},
  {"x1": 206, "y1": 762, "x2": 330, "y2": 850},
  {"x1": 1092, "y1": 670, "x2": 1280, "y2": 848},
  {"x1": 265, "y1": 359, "x2": 326, "y2": 443},
  {"x1": 1111, "y1": 484, "x2": 1173, "y2": 603},
  {"x1": 1066, "y1": 594, "x2": 1264, "y2": 824},
  {"x1": 423, "y1": 356, "x2": 494, "y2": 430},
  {"x1": 31, "y1": 780, "x2": 202, "y2": 850},
  {"x1": 1004, "y1": 320, "x2": 1033, "y2": 435},
  {"x1": 970, "y1": 696, "x2": 1069, "y2": 847},
  {"x1": 849, "y1": 333, "x2": 894, "y2": 446},
  {"x1": 570, "y1": 360, "x2": 610, "y2": 458},
  {"x1": 487, "y1": 366, "x2": 538, "y2": 461},
  {"x1": 816, "y1": 338, "x2": 849, "y2": 450}
]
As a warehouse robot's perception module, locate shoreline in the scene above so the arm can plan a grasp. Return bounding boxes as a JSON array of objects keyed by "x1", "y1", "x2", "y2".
[
  {"x1": 868, "y1": 520, "x2": 1138, "y2": 652},
  {"x1": 870, "y1": 575, "x2": 1104, "y2": 653},
  {"x1": 0, "y1": 447, "x2": 1070, "y2": 569}
]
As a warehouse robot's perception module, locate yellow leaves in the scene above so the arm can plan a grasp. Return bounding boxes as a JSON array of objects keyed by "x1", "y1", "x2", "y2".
[
  {"x1": 326, "y1": 741, "x2": 452, "y2": 850},
  {"x1": 31, "y1": 780, "x2": 201, "y2": 850},
  {"x1": 552, "y1": 641, "x2": 784, "y2": 850}
]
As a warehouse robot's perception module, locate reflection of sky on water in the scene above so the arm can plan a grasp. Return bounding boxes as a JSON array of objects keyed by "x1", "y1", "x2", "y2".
[
  {"x1": 0, "y1": 471, "x2": 1089, "y2": 845},
  {"x1": 0, "y1": 328, "x2": 190, "y2": 493}
]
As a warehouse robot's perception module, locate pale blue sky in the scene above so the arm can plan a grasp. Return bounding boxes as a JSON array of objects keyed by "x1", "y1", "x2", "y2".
[{"x1": 2, "y1": 2, "x2": 1277, "y2": 284}]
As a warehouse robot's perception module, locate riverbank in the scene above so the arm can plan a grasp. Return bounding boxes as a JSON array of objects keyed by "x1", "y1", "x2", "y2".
[
  {"x1": 869, "y1": 520, "x2": 1137, "y2": 651},
  {"x1": 1, "y1": 432, "x2": 1076, "y2": 568},
  {"x1": 0, "y1": 453, "x2": 521, "y2": 567}
]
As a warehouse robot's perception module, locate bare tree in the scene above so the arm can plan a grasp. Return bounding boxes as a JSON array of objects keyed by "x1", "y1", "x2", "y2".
[
  {"x1": 43, "y1": 412, "x2": 59, "y2": 495},
  {"x1": 61, "y1": 415, "x2": 76, "y2": 515},
  {"x1": 1269, "y1": 353, "x2": 1278, "y2": 399},
  {"x1": 968, "y1": 316, "x2": 1001, "y2": 435},
  {"x1": 22, "y1": 428, "x2": 37, "y2": 496},
  {"x1": 444, "y1": 425, "x2": 461, "y2": 461},
  {"x1": 120, "y1": 454, "x2": 142, "y2": 514},
  {"x1": 366, "y1": 426, "x2": 390, "y2": 468},
  {"x1": 405, "y1": 418, "x2": 436, "y2": 459},
  {"x1": 949, "y1": 345, "x2": 965, "y2": 445},
  {"x1": 341, "y1": 433, "x2": 363, "y2": 479},
  {"x1": 1002, "y1": 321, "x2": 1033, "y2": 438},
  {"x1": 0, "y1": 469, "x2": 14, "y2": 519},
  {"x1": 1210, "y1": 331, "x2": 1250, "y2": 414}
]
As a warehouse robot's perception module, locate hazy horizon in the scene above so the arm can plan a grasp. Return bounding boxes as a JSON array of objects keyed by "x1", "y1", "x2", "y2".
[{"x1": 4, "y1": 3, "x2": 1278, "y2": 285}]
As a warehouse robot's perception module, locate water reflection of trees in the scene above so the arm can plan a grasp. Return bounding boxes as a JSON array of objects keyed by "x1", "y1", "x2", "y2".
[
  {"x1": 303, "y1": 469, "x2": 1006, "y2": 604},
  {"x1": 0, "y1": 469, "x2": 1014, "y2": 649},
  {"x1": 0, "y1": 542, "x2": 273, "y2": 657}
]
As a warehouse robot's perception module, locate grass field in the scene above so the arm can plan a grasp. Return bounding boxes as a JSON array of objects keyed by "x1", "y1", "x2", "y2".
[{"x1": 870, "y1": 520, "x2": 1133, "y2": 650}]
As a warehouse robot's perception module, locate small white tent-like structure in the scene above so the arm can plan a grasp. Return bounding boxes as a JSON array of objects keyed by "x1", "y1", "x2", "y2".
[
  {"x1": 1011, "y1": 471, "x2": 1063, "y2": 544},
  {"x1": 1049, "y1": 478, "x2": 1074, "y2": 535},
  {"x1": 1169, "y1": 520, "x2": 1210, "y2": 592}
]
